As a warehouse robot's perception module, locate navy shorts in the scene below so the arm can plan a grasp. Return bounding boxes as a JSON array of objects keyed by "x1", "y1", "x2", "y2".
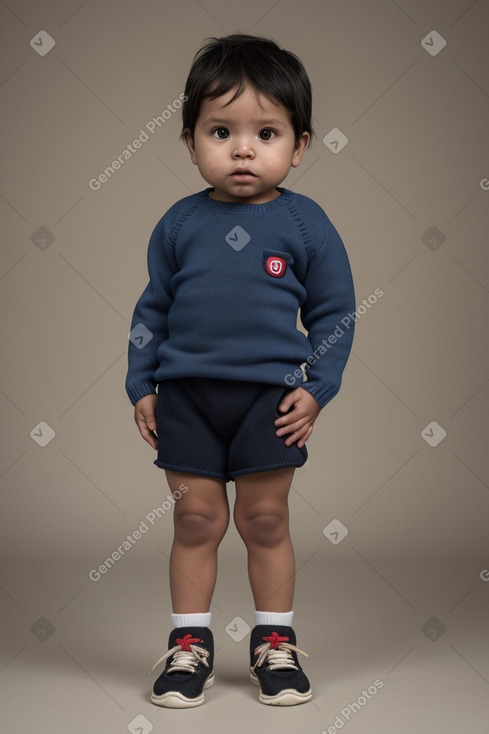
[{"x1": 154, "y1": 377, "x2": 307, "y2": 482}]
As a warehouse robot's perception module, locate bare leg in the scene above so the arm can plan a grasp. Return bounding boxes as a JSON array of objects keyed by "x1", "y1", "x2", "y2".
[
  {"x1": 233, "y1": 468, "x2": 295, "y2": 612},
  {"x1": 165, "y1": 470, "x2": 229, "y2": 613}
]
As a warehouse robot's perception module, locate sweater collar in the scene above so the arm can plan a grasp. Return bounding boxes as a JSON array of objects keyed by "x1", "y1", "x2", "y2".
[{"x1": 199, "y1": 187, "x2": 292, "y2": 215}]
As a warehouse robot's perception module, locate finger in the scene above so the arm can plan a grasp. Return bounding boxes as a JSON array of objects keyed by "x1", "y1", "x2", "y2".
[
  {"x1": 278, "y1": 390, "x2": 299, "y2": 413},
  {"x1": 274, "y1": 407, "x2": 304, "y2": 427},
  {"x1": 143, "y1": 428, "x2": 158, "y2": 450},
  {"x1": 276, "y1": 416, "x2": 308, "y2": 436},
  {"x1": 285, "y1": 425, "x2": 311, "y2": 447},
  {"x1": 136, "y1": 419, "x2": 158, "y2": 450},
  {"x1": 145, "y1": 413, "x2": 157, "y2": 431},
  {"x1": 297, "y1": 426, "x2": 313, "y2": 448},
  {"x1": 284, "y1": 431, "x2": 301, "y2": 446}
]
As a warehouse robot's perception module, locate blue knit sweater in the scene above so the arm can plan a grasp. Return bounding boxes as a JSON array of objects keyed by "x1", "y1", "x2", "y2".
[{"x1": 125, "y1": 187, "x2": 355, "y2": 408}]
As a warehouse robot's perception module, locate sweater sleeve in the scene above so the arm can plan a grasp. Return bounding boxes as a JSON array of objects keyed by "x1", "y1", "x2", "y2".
[
  {"x1": 125, "y1": 215, "x2": 178, "y2": 405},
  {"x1": 299, "y1": 215, "x2": 356, "y2": 409}
]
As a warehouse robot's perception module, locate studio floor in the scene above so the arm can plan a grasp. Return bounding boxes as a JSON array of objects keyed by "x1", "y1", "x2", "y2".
[{"x1": 1, "y1": 558, "x2": 488, "y2": 733}]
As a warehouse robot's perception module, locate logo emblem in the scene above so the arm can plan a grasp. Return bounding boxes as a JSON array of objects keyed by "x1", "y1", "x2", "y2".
[{"x1": 266, "y1": 256, "x2": 287, "y2": 278}]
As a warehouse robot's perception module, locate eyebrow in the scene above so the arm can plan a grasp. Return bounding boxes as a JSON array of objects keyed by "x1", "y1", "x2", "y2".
[{"x1": 201, "y1": 117, "x2": 286, "y2": 127}]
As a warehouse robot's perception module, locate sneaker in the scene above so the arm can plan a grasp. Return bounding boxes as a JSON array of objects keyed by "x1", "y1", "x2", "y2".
[
  {"x1": 249, "y1": 624, "x2": 312, "y2": 706},
  {"x1": 150, "y1": 627, "x2": 214, "y2": 708}
]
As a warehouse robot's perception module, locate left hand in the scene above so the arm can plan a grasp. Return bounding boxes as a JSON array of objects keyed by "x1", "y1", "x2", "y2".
[{"x1": 274, "y1": 387, "x2": 321, "y2": 448}]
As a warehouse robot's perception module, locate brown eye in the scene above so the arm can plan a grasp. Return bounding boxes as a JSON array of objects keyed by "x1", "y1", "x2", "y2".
[
  {"x1": 259, "y1": 129, "x2": 275, "y2": 141},
  {"x1": 213, "y1": 127, "x2": 229, "y2": 139}
]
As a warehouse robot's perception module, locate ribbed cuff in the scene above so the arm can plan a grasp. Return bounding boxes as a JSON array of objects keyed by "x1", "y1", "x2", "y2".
[
  {"x1": 300, "y1": 380, "x2": 338, "y2": 409},
  {"x1": 171, "y1": 612, "x2": 212, "y2": 628},
  {"x1": 125, "y1": 379, "x2": 157, "y2": 405},
  {"x1": 254, "y1": 610, "x2": 294, "y2": 627}
]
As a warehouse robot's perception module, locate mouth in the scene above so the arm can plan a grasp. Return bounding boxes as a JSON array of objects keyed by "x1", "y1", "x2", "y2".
[{"x1": 231, "y1": 168, "x2": 257, "y2": 179}]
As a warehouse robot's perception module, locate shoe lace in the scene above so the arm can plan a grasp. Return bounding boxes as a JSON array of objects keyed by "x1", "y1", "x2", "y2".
[
  {"x1": 149, "y1": 633, "x2": 210, "y2": 676},
  {"x1": 252, "y1": 631, "x2": 309, "y2": 672}
]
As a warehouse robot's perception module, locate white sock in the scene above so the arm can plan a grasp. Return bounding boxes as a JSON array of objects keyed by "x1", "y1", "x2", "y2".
[
  {"x1": 254, "y1": 610, "x2": 294, "y2": 627},
  {"x1": 171, "y1": 612, "x2": 211, "y2": 628}
]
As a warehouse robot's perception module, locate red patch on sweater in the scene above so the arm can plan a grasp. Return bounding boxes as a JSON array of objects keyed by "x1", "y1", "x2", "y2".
[{"x1": 266, "y1": 256, "x2": 287, "y2": 278}]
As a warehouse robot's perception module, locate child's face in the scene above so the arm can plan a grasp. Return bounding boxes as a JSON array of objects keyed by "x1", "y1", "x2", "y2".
[{"x1": 184, "y1": 85, "x2": 310, "y2": 204}]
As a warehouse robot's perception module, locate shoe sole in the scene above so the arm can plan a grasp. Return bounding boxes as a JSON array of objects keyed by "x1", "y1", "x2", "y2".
[
  {"x1": 249, "y1": 668, "x2": 312, "y2": 706},
  {"x1": 150, "y1": 671, "x2": 214, "y2": 708}
]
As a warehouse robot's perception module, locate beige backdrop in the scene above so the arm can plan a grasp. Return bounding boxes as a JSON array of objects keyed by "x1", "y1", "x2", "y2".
[
  {"x1": 2, "y1": 0, "x2": 488, "y2": 562},
  {"x1": 1, "y1": 2, "x2": 489, "y2": 731}
]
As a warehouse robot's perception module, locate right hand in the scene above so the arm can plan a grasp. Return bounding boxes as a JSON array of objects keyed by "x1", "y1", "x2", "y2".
[{"x1": 134, "y1": 394, "x2": 158, "y2": 450}]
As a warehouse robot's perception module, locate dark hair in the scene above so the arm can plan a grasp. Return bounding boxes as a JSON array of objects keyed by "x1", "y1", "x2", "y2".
[{"x1": 181, "y1": 34, "x2": 313, "y2": 145}]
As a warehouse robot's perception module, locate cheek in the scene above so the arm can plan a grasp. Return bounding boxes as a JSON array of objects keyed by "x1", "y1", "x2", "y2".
[
  {"x1": 269, "y1": 144, "x2": 293, "y2": 166},
  {"x1": 208, "y1": 151, "x2": 230, "y2": 175},
  {"x1": 198, "y1": 143, "x2": 220, "y2": 164},
  {"x1": 199, "y1": 154, "x2": 220, "y2": 173}
]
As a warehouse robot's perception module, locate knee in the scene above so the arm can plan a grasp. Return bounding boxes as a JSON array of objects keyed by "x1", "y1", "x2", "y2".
[
  {"x1": 234, "y1": 509, "x2": 288, "y2": 548},
  {"x1": 175, "y1": 508, "x2": 229, "y2": 547}
]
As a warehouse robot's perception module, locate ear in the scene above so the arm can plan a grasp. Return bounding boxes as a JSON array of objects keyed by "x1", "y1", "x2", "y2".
[
  {"x1": 291, "y1": 132, "x2": 310, "y2": 168},
  {"x1": 183, "y1": 128, "x2": 198, "y2": 164}
]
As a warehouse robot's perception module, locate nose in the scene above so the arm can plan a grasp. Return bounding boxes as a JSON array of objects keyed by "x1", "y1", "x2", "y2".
[{"x1": 233, "y1": 137, "x2": 255, "y2": 159}]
